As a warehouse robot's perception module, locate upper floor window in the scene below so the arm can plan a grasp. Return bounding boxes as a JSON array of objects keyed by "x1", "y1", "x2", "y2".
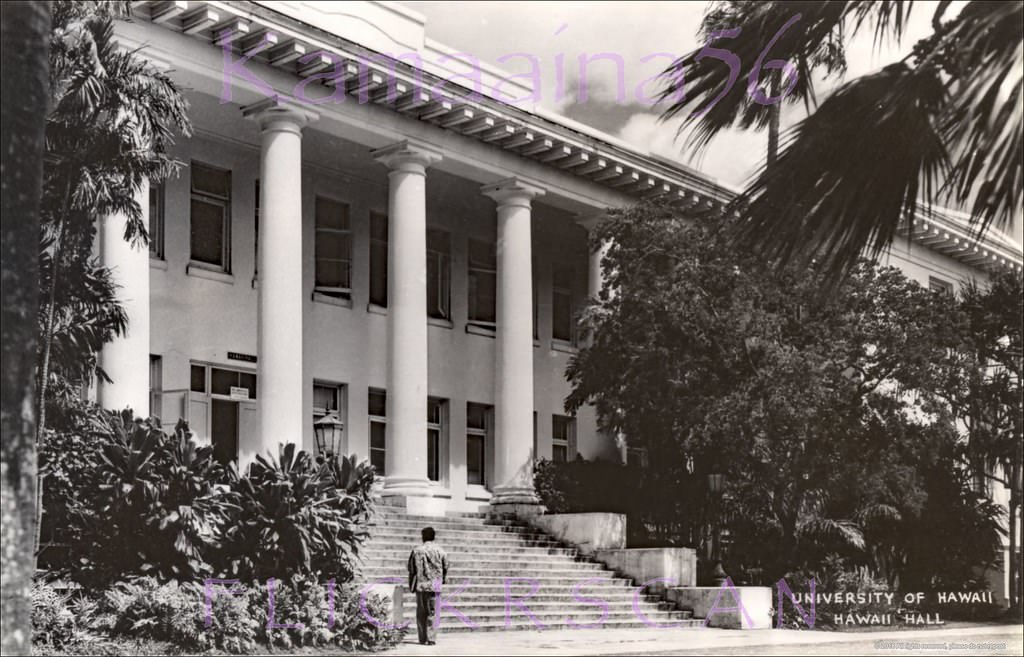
[
  {"x1": 552, "y1": 264, "x2": 575, "y2": 344},
  {"x1": 190, "y1": 162, "x2": 231, "y2": 271},
  {"x1": 929, "y1": 276, "x2": 954, "y2": 298},
  {"x1": 369, "y1": 211, "x2": 388, "y2": 307},
  {"x1": 314, "y1": 196, "x2": 352, "y2": 299},
  {"x1": 552, "y1": 414, "x2": 575, "y2": 462},
  {"x1": 149, "y1": 183, "x2": 165, "y2": 259},
  {"x1": 468, "y1": 238, "x2": 496, "y2": 325},
  {"x1": 253, "y1": 180, "x2": 260, "y2": 279},
  {"x1": 427, "y1": 228, "x2": 451, "y2": 320}
]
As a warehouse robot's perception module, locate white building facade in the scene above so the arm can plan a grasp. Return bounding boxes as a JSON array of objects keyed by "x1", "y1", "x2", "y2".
[{"x1": 102, "y1": 0, "x2": 1022, "y2": 579}]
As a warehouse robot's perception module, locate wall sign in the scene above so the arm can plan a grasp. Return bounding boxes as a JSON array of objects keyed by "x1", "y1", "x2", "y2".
[{"x1": 228, "y1": 352, "x2": 257, "y2": 363}]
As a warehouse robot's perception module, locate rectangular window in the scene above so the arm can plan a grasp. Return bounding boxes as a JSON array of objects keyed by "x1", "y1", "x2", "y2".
[
  {"x1": 552, "y1": 264, "x2": 575, "y2": 344},
  {"x1": 533, "y1": 275, "x2": 539, "y2": 340},
  {"x1": 314, "y1": 196, "x2": 352, "y2": 298},
  {"x1": 149, "y1": 355, "x2": 162, "y2": 419},
  {"x1": 149, "y1": 184, "x2": 165, "y2": 259},
  {"x1": 190, "y1": 364, "x2": 206, "y2": 393},
  {"x1": 190, "y1": 162, "x2": 231, "y2": 270},
  {"x1": 427, "y1": 228, "x2": 451, "y2": 319},
  {"x1": 928, "y1": 276, "x2": 953, "y2": 297},
  {"x1": 626, "y1": 446, "x2": 649, "y2": 468},
  {"x1": 466, "y1": 402, "x2": 490, "y2": 486},
  {"x1": 210, "y1": 367, "x2": 257, "y2": 399},
  {"x1": 552, "y1": 414, "x2": 575, "y2": 463},
  {"x1": 468, "y1": 238, "x2": 496, "y2": 324},
  {"x1": 253, "y1": 180, "x2": 259, "y2": 279},
  {"x1": 369, "y1": 211, "x2": 388, "y2": 307},
  {"x1": 427, "y1": 397, "x2": 446, "y2": 482},
  {"x1": 313, "y1": 382, "x2": 347, "y2": 456},
  {"x1": 368, "y1": 388, "x2": 387, "y2": 475}
]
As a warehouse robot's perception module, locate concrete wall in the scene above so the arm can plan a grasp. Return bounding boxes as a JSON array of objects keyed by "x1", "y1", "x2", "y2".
[
  {"x1": 530, "y1": 513, "x2": 626, "y2": 555},
  {"x1": 149, "y1": 99, "x2": 611, "y2": 511},
  {"x1": 594, "y1": 547, "x2": 697, "y2": 589},
  {"x1": 667, "y1": 586, "x2": 773, "y2": 630}
]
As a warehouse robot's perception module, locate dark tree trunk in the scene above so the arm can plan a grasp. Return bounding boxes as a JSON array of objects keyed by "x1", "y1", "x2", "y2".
[
  {"x1": 1, "y1": 1, "x2": 51, "y2": 653},
  {"x1": 767, "y1": 74, "x2": 781, "y2": 167}
]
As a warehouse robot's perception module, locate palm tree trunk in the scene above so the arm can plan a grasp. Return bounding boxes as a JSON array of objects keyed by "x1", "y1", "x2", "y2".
[
  {"x1": 1, "y1": 2, "x2": 51, "y2": 654},
  {"x1": 767, "y1": 73, "x2": 781, "y2": 167},
  {"x1": 36, "y1": 176, "x2": 73, "y2": 440}
]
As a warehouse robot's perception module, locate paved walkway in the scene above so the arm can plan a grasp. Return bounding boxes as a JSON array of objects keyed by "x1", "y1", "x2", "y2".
[{"x1": 371, "y1": 623, "x2": 1022, "y2": 656}]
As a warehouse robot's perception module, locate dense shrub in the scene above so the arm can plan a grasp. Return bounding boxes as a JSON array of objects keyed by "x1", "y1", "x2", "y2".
[
  {"x1": 99, "y1": 577, "x2": 258, "y2": 653},
  {"x1": 40, "y1": 406, "x2": 378, "y2": 588},
  {"x1": 31, "y1": 584, "x2": 80, "y2": 650},
  {"x1": 215, "y1": 447, "x2": 375, "y2": 582},
  {"x1": 246, "y1": 574, "x2": 405, "y2": 651},
  {"x1": 534, "y1": 457, "x2": 704, "y2": 548},
  {"x1": 775, "y1": 557, "x2": 900, "y2": 629},
  {"x1": 46, "y1": 411, "x2": 237, "y2": 585}
]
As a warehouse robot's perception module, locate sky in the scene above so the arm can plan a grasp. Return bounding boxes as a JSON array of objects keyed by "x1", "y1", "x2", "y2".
[{"x1": 398, "y1": 1, "x2": 945, "y2": 189}]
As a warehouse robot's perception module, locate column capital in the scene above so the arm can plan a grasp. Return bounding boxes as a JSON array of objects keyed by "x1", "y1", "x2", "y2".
[
  {"x1": 481, "y1": 177, "x2": 546, "y2": 208},
  {"x1": 243, "y1": 96, "x2": 319, "y2": 133},
  {"x1": 371, "y1": 139, "x2": 443, "y2": 173},
  {"x1": 575, "y1": 208, "x2": 612, "y2": 233}
]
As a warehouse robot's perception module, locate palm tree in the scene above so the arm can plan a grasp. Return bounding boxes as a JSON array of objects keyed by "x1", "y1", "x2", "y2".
[
  {"x1": 37, "y1": 1, "x2": 190, "y2": 435},
  {"x1": 1, "y1": 2, "x2": 51, "y2": 652},
  {"x1": 659, "y1": 1, "x2": 1022, "y2": 282}
]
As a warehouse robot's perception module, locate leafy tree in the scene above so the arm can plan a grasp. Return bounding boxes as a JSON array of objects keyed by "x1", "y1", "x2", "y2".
[
  {"x1": 1, "y1": 2, "x2": 51, "y2": 653},
  {"x1": 567, "y1": 201, "x2": 1000, "y2": 585},
  {"x1": 659, "y1": 1, "x2": 1022, "y2": 281},
  {"x1": 936, "y1": 272, "x2": 1023, "y2": 609},
  {"x1": 38, "y1": 0, "x2": 190, "y2": 434}
]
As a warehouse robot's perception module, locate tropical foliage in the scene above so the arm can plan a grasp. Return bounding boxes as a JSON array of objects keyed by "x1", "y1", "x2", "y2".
[
  {"x1": 38, "y1": 0, "x2": 190, "y2": 433},
  {"x1": 31, "y1": 575, "x2": 404, "y2": 655},
  {"x1": 658, "y1": 1, "x2": 1023, "y2": 281},
  {"x1": 218, "y1": 446, "x2": 374, "y2": 582},
  {"x1": 38, "y1": 407, "x2": 377, "y2": 588},
  {"x1": 565, "y1": 201, "x2": 1005, "y2": 588}
]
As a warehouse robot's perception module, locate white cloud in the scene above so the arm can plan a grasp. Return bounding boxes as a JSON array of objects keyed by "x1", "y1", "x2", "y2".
[{"x1": 617, "y1": 113, "x2": 767, "y2": 188}]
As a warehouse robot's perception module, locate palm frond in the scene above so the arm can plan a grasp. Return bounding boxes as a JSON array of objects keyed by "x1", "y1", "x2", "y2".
[
  {"x1": 726, "y1": 62, "x2": 948, "y2": 284},
  {"x1": 937, "y1": 0, "x2": 1023, "y2": 236},
  {"x1": 657, "y1": 1, "x2": 915, "y2": 155}
]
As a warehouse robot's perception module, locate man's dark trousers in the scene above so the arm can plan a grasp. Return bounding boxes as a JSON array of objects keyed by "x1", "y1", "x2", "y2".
[{"x1": 415, "y1": 591, "x2": 437, "y2": 643}]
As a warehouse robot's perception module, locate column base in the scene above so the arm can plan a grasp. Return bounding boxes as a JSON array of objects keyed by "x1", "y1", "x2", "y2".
[
  {"x1": 489, "y1": 486, "x2": 544, "y2": 521},
  {"x1": 490, "y1": 486, "x2": 539, "y2": 506},
  {"x1": 378, "y1": 494, "x2": 448, "y2": 517},
  {"x1": 380, "y1": 475, "x2": 431, "y2": 498}
]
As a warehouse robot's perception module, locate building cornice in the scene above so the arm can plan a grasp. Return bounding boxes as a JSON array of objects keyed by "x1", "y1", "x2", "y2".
[{"x1": 131, "y1": 0, "x2": 1022, "y2": 275}]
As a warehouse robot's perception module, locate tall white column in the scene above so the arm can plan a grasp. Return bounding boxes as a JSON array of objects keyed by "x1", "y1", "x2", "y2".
[
  {"x1": 577, "y1": 212, "x2": 627, "y2": 462},
  {"x1": 577, "y1": 212, "x2": 612, "y2": 302},
  {"x1": 372, "y1": 140, "x2": 442, "y2": 497},
  {"x1": 98, "y1": 179, "x2": 151, "y2": 416},
  {"x1": 482, "y1": 178, "x2": 546, "y2": 507},
  {"x1": 244, "y1": 98, "x2": 318, "y2": 467}
]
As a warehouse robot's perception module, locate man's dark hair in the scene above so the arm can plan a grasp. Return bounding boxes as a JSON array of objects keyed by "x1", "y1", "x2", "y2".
[{"x1": 421, "y1": 527, "x2": 435, "y2": 542}]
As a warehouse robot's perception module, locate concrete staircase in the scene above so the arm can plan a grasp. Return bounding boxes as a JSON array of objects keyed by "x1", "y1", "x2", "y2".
[{"x1": 360, "y1": 506, "x2": 702, "y2": 632}]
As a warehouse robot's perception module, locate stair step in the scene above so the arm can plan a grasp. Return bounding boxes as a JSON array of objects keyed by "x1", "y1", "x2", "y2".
[
  {"x1": 366, "y1": 528, "x2": 552, "y2": 536},
  {"x1": 437, "y1": 618, "x2": 705, "y2": 633},
  {"x1": 361, "y1": 559, "x2": 604, "y2": 570},
  {"x1": 360, "y1": 540, "x2": 573, "y2": 552},
  {"x1": 363, "y1": 508, "x2": 700, "y2": 634}
]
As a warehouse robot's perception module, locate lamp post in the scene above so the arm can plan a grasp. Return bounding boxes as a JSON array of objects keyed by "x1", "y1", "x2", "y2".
[
  {"x1": 707, "y1": 472, "x2": 729, "y2": 586},
  {"x1": 313, "y1": 412, "x2": 345, "y2": 462}
]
